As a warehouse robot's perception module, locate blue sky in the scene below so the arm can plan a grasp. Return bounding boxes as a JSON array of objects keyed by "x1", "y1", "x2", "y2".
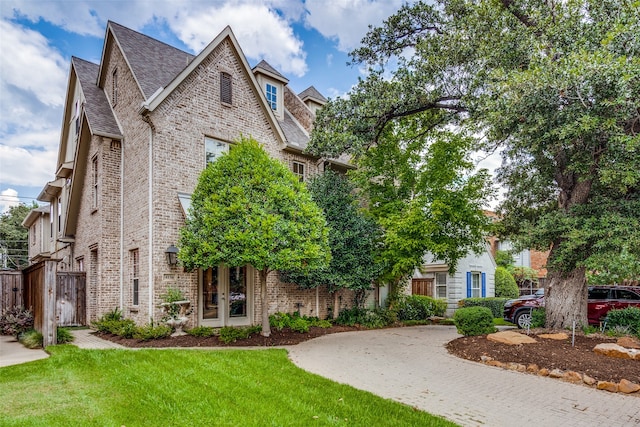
[{"x1": 0, "y1": 0, "x2": 500, "y2": 213}]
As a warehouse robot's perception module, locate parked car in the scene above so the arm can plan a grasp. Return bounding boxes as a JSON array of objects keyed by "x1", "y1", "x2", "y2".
[{"x1": 503, "y1": 286, "x2": 640, "y2": 328}]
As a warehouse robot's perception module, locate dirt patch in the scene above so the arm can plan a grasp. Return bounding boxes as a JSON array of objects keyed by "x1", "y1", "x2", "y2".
[
  {"x1": 446, "y1": 330, "x2": 640, "y2": 384},
  {"x1": 95, "y1": 325, "x2": 360, "y2": 348}
]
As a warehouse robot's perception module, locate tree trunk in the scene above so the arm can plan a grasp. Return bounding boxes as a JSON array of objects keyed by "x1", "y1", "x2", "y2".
[
  {"x1": 545, "y1": 267, "x2": 588, "y2": 329},
  {"x1": 259, "y1": 269, "x2": 271, "y2": 337}
]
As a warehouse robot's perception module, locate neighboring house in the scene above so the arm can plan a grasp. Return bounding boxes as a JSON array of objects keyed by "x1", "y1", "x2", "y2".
[
  {"x1": 411, "y1": 244, "x2": 497, "y2": 316},
  {"x1": 25, "y1": 21, "x2": 352, "y2": 328}
]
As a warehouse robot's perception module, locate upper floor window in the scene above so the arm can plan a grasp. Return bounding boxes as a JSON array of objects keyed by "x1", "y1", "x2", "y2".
[
  {"x1": 205, "y1": 137, "x2": 229, "y2": 165},
  {"x1": 57, "y1": 197, "x2": 62, "y2": 234},
  {"x1": 112, "y1": 69, "x2": 118, "y2": 106},
  {"x1": 266, "y1": 83, "x2": 277, "y2": 110},
  {"x1": 92, "y1": 156, "x2": 99, "y2": 209},
  {"x1": 49, "y1": 204, "x2": 54, "y2": 238},
  {"x1": 220, "y1": 72, "x2": 232, "y2": 105},
  {"x1": 436, "y1": 272, "x2": 447, "y2": 298},
  {"x1": 76, "y1": 257, "x2": 84, "y2": 272},
  {"x1": 292, "y1": 161, "x2": 305, "y2": 182}
]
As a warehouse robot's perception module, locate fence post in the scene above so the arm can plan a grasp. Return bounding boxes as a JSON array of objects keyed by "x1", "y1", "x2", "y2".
[{"x1": 42, "y1": 260, "x2": 57, "y2": 347}]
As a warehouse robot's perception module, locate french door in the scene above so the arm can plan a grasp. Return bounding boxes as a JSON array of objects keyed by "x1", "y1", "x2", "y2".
[{"x1": 200, "y1": 265, "x2": 253, "y2": 327}]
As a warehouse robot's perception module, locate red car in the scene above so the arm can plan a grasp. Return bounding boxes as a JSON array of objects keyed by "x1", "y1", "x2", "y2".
[{"x1": 503, "y1": 286, "x2": 640, "y2": 328}]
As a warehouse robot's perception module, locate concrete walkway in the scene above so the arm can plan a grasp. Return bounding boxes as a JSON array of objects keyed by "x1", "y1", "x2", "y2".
[
  {"x1": 288, "y1": 325, "x2": 640, "y2": 427},
  {"x1": 0, "y1": 335, "x2": 49, "y2": 367}
]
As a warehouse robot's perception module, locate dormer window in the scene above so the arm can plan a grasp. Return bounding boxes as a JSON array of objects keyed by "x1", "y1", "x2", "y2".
[{"x1": 266, "y1": 83, "x2": 277, "y2": 110}]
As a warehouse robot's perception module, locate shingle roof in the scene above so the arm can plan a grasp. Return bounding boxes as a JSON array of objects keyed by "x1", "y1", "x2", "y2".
[
  {"x1": 298, "y1": 86, "x2": 327, "y2": 104},
  {"x1": 279, "y1": 111, "x2": 309, "y2": 150},
  {"x1": 108, "y1": 21, "x2": 194, "y2": 99},
  {"x1": 252, "y1": 60, "x2": 289, "y2": 83},
  {"x1": 72, "y1": 57, "x2": 121, "y2": 137}
]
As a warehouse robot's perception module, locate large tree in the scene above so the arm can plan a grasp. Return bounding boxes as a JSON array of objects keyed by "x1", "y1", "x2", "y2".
[
  {"x1": 0, "y1": 203, "x2": 36, "y2": 269},
  {"x1": 179, "y1": 137, "x2": 331, "y2": 336},
  {"x1": 281, "y1": 170, "x2": 384, "y2": 312},
  {"x1": 308, "y1": 0, "x2": 640, "y2": 328}
]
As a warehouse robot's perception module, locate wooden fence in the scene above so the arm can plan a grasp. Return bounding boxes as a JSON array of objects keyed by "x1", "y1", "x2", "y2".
[{"x1": 2, "y1": 264, "x2": 86, "y2": 346}]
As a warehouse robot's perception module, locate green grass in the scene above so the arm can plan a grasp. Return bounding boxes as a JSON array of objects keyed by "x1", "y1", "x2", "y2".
[
  {"x1": 0, "y1": 346, "x2": 457, "y2": 427},
  {"x1": 493, "y1": 318, "x2": 514, "y2": 326}
]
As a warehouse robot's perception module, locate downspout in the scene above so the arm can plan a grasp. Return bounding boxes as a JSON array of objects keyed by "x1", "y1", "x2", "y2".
[
  {"x1": 119, "y1": 138, "x2": 124, "y2": 310},
  {"x1": 142, "y1": 114, "x2": 155, "y2": 321}
]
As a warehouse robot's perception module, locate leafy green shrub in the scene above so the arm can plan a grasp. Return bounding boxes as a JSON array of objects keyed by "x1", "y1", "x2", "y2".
[
  {"x1": 530, "y1": 308, "x2": 546, "y2": 328},
  {"x1": 395, "y1": 295, "x2": 447, "y2": 321},
  {"x1": 458, "y1": 297, "x2": 509, "y2": 318},
  {"x1": 186, "y1": 326, "x2": 215, "y2": 337},
  {"x1": 219, "y1": 326, "x2": 261, "y2": 344},
  {"x1": 94, "y1": 318, "x2": 137, "y2": 338},
  {"x1": 289, "y1": 317, "x2": 310, "y2": 333},
  {"x1": 133, "y1": 323, "x2": 172, "y2": 340},
  {"x1": 269, "y1": 312, "x2": 292, "y2": 331},
  {"x1": 56, "y1": 327, "x2": 74, "y2": 344},
  {"x1": 19, "y1": 329, "x2": 42, "y2": 349},
  {"x1": 334, "y1": 307, "x2": 368, "y2": 326},
  {"x1": 494, "y1": 267, "x2": 519, "y2": 299},
  {"x1": 0, "y1": 306, "x2": 34, "y2": 338},
  {"x1": 100, "y1": 308, "x2": 123, "y2": 322},
  {"x1": 605, "y1": 307, "x2": 640, "y2": 337},
  {"x1": 309, "y1": 318, "x2": 332, "y2": 328},
  {"x1": 453, "y1": 307, "x2": 496, "y2": 336},
  {"x1": 335, "y1": 307, "x2": 393, "y2": 328}
]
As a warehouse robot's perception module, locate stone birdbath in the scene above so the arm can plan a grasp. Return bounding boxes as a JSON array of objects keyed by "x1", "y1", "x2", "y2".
[{"x1": 160, "y1": 300, "x2": 191, "y2": 336}]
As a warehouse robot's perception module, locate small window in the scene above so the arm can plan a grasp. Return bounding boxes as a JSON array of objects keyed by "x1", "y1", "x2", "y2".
[
  {"x1": 57, "y1": 197, "x2": 62, "y2": 234},
  {"x1": 220, "y1": 72, "x2": 232, "y2": 104},
  {"x1": 266, "y1": 83, "x2": 277, "y2": 110},
  {"x1": 112, "y1": 69, "x2": 118, "y2": 106},
  {"x1": 30, "y1": 225, "x2": 36, "y2": 246},
  {"x1": 471, "y1": 272, "x2": 481, "y2": 298},
  {"x1": 436, "y1": 272, "x2": 447, "y2": 298},
  {"x1": 131, "y1": 249, "x2": 139, "y2": 306},
  {"x1": 92, "y1": 156, "x2": 99, "y2": 209},
  {"x1": 49, "y1": 204, "x2": 53, "y2": 238},
  {"x1": 205, "y1": 137, "x2": 229, "y2": 165},
  {"x1": 292, "y1": 161, "x2": 305, "y2": 182},
  {"x1": 76, "y1": 257, "x2": 84, "y2": 272}
]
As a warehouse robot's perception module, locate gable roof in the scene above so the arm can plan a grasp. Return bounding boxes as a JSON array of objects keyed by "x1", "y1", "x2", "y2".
[
  {"x1": 100, "y1": 21, "x2": 194, "y2": 100},
  {"x1": 72, "y1": 57, "x2": 121, "y2": 138},
  {"x1": 299, "y1": 86, "x2": 327, "y2": 105},
  {"x1": 253, "y1": 60, "x2": 289, "y2": 84}
]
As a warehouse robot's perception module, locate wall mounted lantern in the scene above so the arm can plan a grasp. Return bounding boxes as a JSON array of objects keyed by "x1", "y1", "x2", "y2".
[{"x1": 165, "y1": 245, "x2": 179, "y2": 266}]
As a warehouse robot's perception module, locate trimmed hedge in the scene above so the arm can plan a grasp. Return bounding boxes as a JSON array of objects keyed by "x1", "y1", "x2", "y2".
[
  {"x1": 457, "y1": 297, "x2": 509, "y2": 318},
  {"x1": 395, "y1": 295, "x2": 447, "y2": 321},
  {"x1": 453, "y1": 306, "x2": 497, "y2": 336},
  {"x1": 495, "y1": 267, "x2": 519, "y2": 299}
]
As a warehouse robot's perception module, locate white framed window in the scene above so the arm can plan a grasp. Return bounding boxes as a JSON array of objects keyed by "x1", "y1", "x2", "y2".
[
  {"x1": 220, "y1": 72, "x2": 232, "y2": 104},
  {"x1": 57, "y1": 197, "x2": 62, "y2": 234},
  {"x1": 266, "y1": 83, "x2": 277, "y2": 110},
  {"x1": 76, "y1": 257, "x2": 84, "y2": 272},
  {"x1": 292, "y1": 161, "x2": 305, "y2": 182},
  {"x1": 471, "y1": 272, "x2": 481, "y2": 298},
  {"x1": 436, "y1": 272, "x2": 447, "y2": 298},
  {"x1": 131, "y1": 249, "x2": 139, "y2": 306},
  {"x1": 49, "y1": 204, "x2": 54, "y2": 238},
  {"x1": 205, "y1": 137, "x2": 229, "y2": 165},
  {"x1": 91, "y1": 156, "x2": 98, "y2": 209}
]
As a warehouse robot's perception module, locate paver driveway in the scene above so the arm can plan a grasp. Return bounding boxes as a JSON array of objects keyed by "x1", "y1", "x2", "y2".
[{"x1": 287, "y1": 325, "x2": 640, "y2": 427}]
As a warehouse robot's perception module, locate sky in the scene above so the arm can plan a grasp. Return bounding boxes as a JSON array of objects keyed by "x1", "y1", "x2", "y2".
[{"x1": 0, "y1": 0, "x2": 501, "y2": 214}]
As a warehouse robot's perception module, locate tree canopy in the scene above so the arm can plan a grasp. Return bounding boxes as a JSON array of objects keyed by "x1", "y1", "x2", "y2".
[
  {"x1": 0, "y1": 203, "x2": 35, "y2": 269},
  {"x1": 178, "y1": 137, "x2": 330, "y2": 336},
  {"x1": 308, "y1": 0, "x2": 640, "y2": 328},
  {"x1": 281, "y1": 170, "x2": 384, "y2": 307}
]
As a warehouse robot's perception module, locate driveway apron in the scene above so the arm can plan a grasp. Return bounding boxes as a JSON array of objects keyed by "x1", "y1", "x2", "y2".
[{"x1": 287, "y1": 325, "x2": 640, "y2": 427}]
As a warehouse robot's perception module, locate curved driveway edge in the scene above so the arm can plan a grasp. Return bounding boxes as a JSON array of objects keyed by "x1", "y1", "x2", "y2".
[{"x1": 287, "y1": 325, "x2": 640, "y2": 427}]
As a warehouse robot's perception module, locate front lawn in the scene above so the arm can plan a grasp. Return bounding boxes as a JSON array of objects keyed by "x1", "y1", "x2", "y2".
[{"x1": 0, "y1": 345, "x2": 457, "y2": 426}]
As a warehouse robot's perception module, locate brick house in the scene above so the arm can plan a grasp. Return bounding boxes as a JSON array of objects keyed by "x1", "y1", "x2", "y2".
[{"x1": 26, "y1": 21, "x2": 353, "y2": 328}]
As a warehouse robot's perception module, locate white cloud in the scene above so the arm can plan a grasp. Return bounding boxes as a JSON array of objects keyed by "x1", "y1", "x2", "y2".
[
  {"x1": 0, "y1": 188, "x2": 20, "y2": 214},
  {"x1": 0, "y1": 144, "x2": 57, "y2": 187},
  {"x1": 171, "y1": 3, "x2": 308, "y2": 76},
  {"x1": 304, "y1": 0, "x2": 405, "y2": 52}
]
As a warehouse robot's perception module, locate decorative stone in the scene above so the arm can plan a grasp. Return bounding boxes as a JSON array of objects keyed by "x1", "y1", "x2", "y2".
[
  {"x1": 582, "y1": 375, "x2": 597, "y2": 386},
  {"x1": 487, "y1": 331, "x2": 537, "y2": 345},
  {"x1": 539, "y1": 333, "x2": 569, "y2": 340},
  {"x1": 480, "y1": 355, "x2": 494, "y2": 363},
  {"x1": 549, "y1": 369, "x2": 564, "y2": 378},
  {"x1": 526, "y1": 364, "x2": 539, "y2": 373},
  {"x1": 597, "y1": 381, "x2": 619, "y2": 393},
  {"x1": 618, "y1": 379, "x2": 640, "y2": 394},
  {"x1": 593, "y1": 343, "x2": 639, "y2": 360},
  {"x1": 617, "y1": 337, "x2": 640, "y2": 350},
  {"x1": 538, "y1": 368, "x2": 550, "y2": 376},
  {"x1": 563, "y1": 371, "x2": 583, "y2": 383},
  {"x1": 506, "y1": 363, "x2": 526, "y2": 372},
  {"x1": 487, "y1": 360, "x2": 504, "y2": 368}
]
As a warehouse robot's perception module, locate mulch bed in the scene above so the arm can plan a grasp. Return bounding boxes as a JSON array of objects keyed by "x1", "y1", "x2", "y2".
[{"x1": 446, "y1": 330, "x2": 640, "y2": 384}]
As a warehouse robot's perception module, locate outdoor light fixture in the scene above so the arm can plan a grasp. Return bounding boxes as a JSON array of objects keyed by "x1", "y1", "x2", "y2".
[{"x1": 165, "y1": 245, "x2": 179, "y2": 266}]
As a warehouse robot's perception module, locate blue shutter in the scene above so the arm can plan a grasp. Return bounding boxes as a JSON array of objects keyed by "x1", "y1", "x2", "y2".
[
  {"x1": 466, "y1": 272, "x2": 472, "y2": 298},
  {"x1": 481, "y1": 272, "x2": 487, "y2": 298}
]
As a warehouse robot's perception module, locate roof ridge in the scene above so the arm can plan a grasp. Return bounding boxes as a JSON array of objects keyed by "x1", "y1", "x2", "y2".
[{"x1": 107, "y1": 20, "x2": 193, "y2": 57}]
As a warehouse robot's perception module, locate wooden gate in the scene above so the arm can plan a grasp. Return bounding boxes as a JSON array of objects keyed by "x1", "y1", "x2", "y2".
[
  {"x1": 0, "y1": 270, "x2": 23, "y2": 312},
  {"x1": 56, "y1": 272, "x2": 86, "y2": 326},
  {"x1": 412, "y1": 278, "x2": 434, "y2": 297}
]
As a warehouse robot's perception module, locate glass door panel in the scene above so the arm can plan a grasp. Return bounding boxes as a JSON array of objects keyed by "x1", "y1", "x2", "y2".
[
  {"x1": 229, "y1": 266, "x2": 247, "y2": 318},
  {"x1": 203, "y1": 267, "x2": 219, "y2": 320}
]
